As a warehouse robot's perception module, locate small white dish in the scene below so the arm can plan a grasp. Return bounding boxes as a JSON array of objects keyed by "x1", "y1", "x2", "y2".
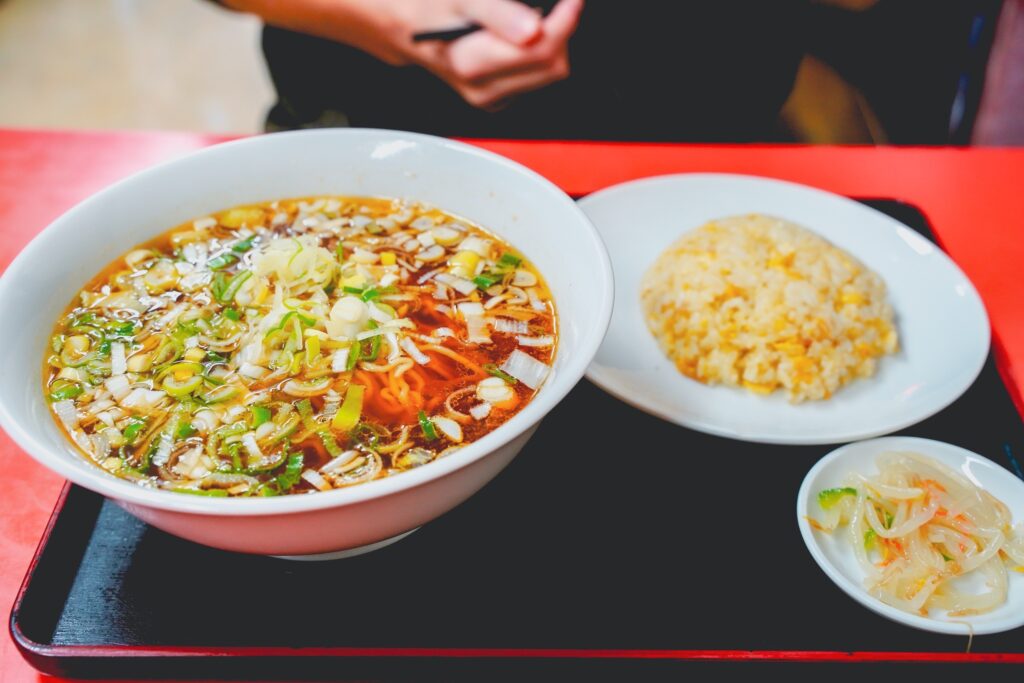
[
  {"x1": 797, "y1": 436, "x2": 1024, "y2": 635},
  {"x1": 579, "y1": 173, "x2": 990, "y2": 444}
]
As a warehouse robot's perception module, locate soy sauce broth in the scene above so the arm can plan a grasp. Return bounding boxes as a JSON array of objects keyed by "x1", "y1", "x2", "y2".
[{"x1": 44, "y1": 196, "x2": 556, "y2": 496}]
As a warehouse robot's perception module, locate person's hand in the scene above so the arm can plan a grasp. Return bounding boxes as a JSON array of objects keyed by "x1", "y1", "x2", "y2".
[
  {"x1": 414, "y1": 0, "x2": 585, "y2": 110},
  {"x1": 228, "y1": 0, "x2": 584, "y2": 111}
]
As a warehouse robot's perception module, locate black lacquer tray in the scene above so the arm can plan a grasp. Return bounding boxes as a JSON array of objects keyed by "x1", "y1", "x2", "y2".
[{"x1": 10, "y1": 201, "x2": 1024, "y2": 679}]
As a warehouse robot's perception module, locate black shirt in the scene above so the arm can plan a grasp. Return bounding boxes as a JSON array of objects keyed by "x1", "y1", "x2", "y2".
[{"x1": 260, "y1": 1, "x2": 808, "y2": 141}]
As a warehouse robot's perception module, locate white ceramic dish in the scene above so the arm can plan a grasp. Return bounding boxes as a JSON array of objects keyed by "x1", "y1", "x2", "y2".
[
  {"x1": 797, "y1": 436, "x2": 1024, "y2": 635},
  {"x1": 0, "y1": 129, "x2": 613, "y2": 557},
  {"x1": 579, "y1": 173, "x2": 990, "y2": 445}
]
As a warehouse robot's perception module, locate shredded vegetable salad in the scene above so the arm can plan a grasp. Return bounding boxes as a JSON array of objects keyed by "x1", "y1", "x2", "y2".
[
  {"x1": 811, "y1": 451, "x2": 1024, "y2": 616},
  {"x1": 45, "y1": 196, "x2": 556, "y2": 496}
]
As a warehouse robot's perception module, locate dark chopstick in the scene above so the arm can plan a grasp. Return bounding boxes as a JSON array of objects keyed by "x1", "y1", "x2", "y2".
[{"x1": 412, "y1": 24, "x2": 483, "y2": 43}]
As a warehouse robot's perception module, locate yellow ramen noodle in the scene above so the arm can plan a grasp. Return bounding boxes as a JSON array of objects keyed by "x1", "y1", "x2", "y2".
[{"x1": 640, "y1": 214, "x2": 898, "y2": 402}]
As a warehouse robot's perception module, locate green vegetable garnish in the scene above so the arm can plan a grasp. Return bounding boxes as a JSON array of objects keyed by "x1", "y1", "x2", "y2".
[
  {"x1": 473, "y1": 273, "x2": 502, "y2": 290},
  {"x1": 359, "y1": 321, "x2": 381, "y2": 362},
  {"x1": 251, "y1": 404, "x2": 271, "y2": 428},
  {"x1": 218, "y1": 269, "x2": 252, "y2": 304},
  {"x1": 498, "y1": 252, "x2": 522, "y2": 268},
  {"x1": 318, "y1": 430, "x2": 343, "y2": 458},
  {"x1": 207, "y1": 252, "x2": 238, "y2": 270},
  {"x1": 122, "y1": 417, "x2": 147, "y2": 444},
  {"x1": 171, "y1": 487, "x2": 228, "y2": 497},
  {"x1": 223, "y1": 307, "x2": 240, "y2": 321},
  {"x1": 360, "y1": 288, "x2": 380, "y2": 302},
  {"x1": 418, "y1": 410, "x2": 438, "y2": 441},
  {"x1": 332, "y1": 384, "x2": 365, "y2": 432},
  {"x1": 275, "y1": 453, "x2": 304, "y2": 491},
  {"x1": 483, "y1": 363, "x2": 516, "y2": 384},
  {"x1": 296, "y1": 398, "x2": 317, "y2": 431},
  {"x1": 231, "y1": 235, "x2": 256, "y2": 253},
  {"x1": 343, "y1": 285, "x2": 364, "y2": 295},
  {"x1": 175, "y1": 422, "x2": 198, "y2": 440},
  {"x1": 48, "y1": 380, "x2": 84, "y2": 402},
  {"x1": 818, "y1": 487, "x2": 858, "y2": 510},
  {"x1": 345, "y1": 343, "x2": 360, "y2": 371},
  {"x1": 245, "y1": 449, "x2": 287, "y2": 474},
  {"x1": 864, "y1": 529, "x2": 877, "y2": 551}
]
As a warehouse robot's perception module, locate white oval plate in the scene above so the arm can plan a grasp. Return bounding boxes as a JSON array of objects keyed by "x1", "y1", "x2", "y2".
[
  {"x1": 578, "y1": 174, "x2": 990, "y2": 444},
  {"x1": 797, "y1": 436, "x2": 1024, "y2": 635}
]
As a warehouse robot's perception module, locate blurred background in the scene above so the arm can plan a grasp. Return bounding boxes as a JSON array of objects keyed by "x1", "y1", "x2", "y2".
[{"x1": 0, "y1": 0, "x2": 1020, "y2": 144}]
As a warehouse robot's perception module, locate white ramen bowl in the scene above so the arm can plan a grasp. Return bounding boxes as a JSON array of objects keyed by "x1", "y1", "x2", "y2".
[{"x1": 0, "y1": 129, "x2": 613, "y2": 557}]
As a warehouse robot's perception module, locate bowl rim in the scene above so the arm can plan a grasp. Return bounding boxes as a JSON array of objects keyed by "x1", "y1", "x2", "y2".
[{"x1": 0, "y1": 128, "x2": 614, "y2": 517}]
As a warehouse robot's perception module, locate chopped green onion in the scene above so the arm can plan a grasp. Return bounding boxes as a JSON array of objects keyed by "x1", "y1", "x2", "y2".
[
  {"x1": 864, "y1": 529, "x2": 876, "y2": 551},
  {"x1": 418, "y1": 410, "x2": 438, "y2": 441},
  {"x1": 210, "y1": 272, "x2": 228, "y2": 302},
  {"x1": 275, "y1": 453, "x2": 304, "y2": 491},
  {"x1": 162, "y1": 373, "x2": 203, "y2": 398},
  {"x1": 111, "y1": 321, "x2": 137, "y2": 338},
  {"x1": 483, "y1": 363, "x2": 517, "y2": 384},
  {"x1": 231, "y1": 235, "x2": 256, "y2": 253},
  {"x1": 343, "y1": 285, "x2": 364, "y2": 295},
  {"x1": 251, "y1": 405, "x2": 271, "y2": 428},
  {"x1": 939, "y1": 549, "x2": 954, "y2": 562},
  {"x1": 271, "y1": 414, "x2": 301, "y2": 443},
  {"x1": 245, "y1": 449, "x2": 287, "y2": 473},
  {"x1": 359, "y1": 321, "x2": 381, "y2": 362},
  {"x1": 205, "y1": 351, "x2": 227, "y2": 363},
  {"x1": 175, "y1": 422, "x2": 197, "y2": 440},
  {"x1": 884, "y1": 510, "x2": 894, "y2": 529},
  {"x1": 48, "y1": 380, "x2": 84, "y2": 402},
  {"x1": 122, "y1": 417, "x2": 147, "y2": 444},
  {"x1": 295, "y1": 398, "x2": 317, "y2": 431},
  {"x1": 818, "y1": 487, "x2": 858, "y2": 510},
  {"x1": 207, "y1": 252, "x2": 238, "y2": 270},
  {"x1": 351, "y1": 422, "x2": 387, "y2": 450},
  {"x1": 332, "y1": 383, "x2": 365, "y2": 432},
  {"x1": 318, "y1": 429, "x2": 343, "y2": 457},
  {"x1": 345, "y1": 342, "x2": 360, "y2": 371},
  {"x1": 171, "y1": 487, "x2": 228, "y2": 497},
  {"x1": 498, "y1": 252, "x2": 522, "y2": 268},
  {"x1": 473, "y1": 273, "x2": 502, "y2": 290},
  {"x1": 218, "y1": 269, "x2": 252, "y2": 304},
  {"x1": 223, "y1": 308, "x2": 240, "y2": 321},
  {"x1": 200, "y1": 384, "x2": 242, "y2": 404},
  {"x1": 228, "y1": 441, "x2": 243, "y2": 472}
]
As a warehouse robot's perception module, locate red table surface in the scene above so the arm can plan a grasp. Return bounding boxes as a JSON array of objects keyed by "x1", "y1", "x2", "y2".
[{"x1": 1, "y1": 128, "x2": 1023, "y2": 680}]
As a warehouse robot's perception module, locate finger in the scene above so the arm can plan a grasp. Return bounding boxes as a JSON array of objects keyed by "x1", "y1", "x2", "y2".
[
  {"x1": 459, "y1": 0, "x2": 542, "y2": 45},
  {"x1": 455, "y1": 57, "x2": 570, "y2": 110},
  {"x1": 446, "y1": 31, "x2": 548, "y2": 82},
  {"x1": 446, "y1": 0, "x2": 583, "y2": 82},
  {"x1": 542, "y1": 0, "x2": 585, "y2": 42}
]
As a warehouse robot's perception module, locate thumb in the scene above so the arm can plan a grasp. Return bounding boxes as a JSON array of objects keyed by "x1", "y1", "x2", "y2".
[{"x1": 460, "y1": 0, "x2": 542, "y2": 45}]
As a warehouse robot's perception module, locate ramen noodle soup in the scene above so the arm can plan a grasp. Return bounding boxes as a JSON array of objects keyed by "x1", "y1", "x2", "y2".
[{"x1": 45, "y1": 197, "x2": 556, "y2": 497}]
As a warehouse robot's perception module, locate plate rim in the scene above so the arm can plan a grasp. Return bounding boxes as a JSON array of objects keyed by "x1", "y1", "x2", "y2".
[
  {"x1": 795, "y1": 435, "x2": 1024, "y2": 635},
  {"x1": 579, "y1": 172, "x2": 991, "y2": 445}
]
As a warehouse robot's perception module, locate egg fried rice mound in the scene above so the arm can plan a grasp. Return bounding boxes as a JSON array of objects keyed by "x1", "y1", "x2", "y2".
[{"x1": 640, "y1": 214, "x2": 898, "y2": 402}]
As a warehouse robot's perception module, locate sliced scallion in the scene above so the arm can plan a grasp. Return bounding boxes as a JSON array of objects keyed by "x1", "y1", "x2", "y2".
[
  {"x1": 418, "y1": 410, "x2": 438, "y2": 441},
  {"x1": 483, "y1": 363, "x2": 517, "y2": 384},
  {"x1": 332, "y1": 383, "x2": 365, "y2": 432}
]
